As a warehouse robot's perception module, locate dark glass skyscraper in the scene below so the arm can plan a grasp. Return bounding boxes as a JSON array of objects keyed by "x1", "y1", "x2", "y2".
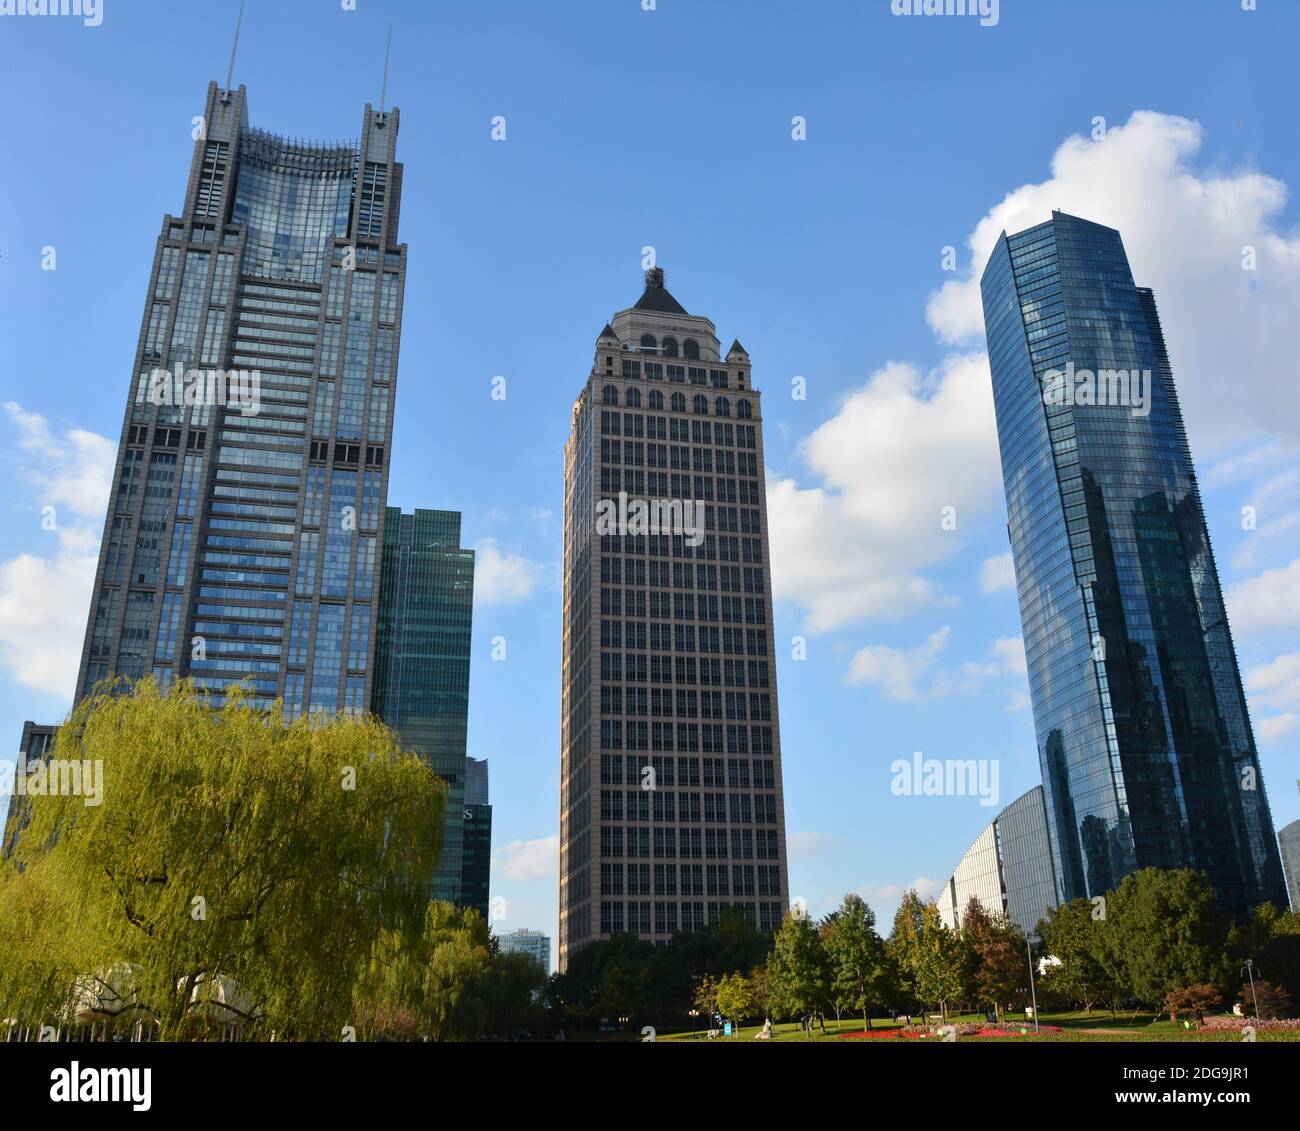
[
  {"x1": 74, "y1": 82, "x2": 406, "y2": 718},
  {"x1": 981, "y1": 211, "x2": 1287, "y2": 919},
  {"x1": 461, "y1": 756, "x2": 493, "y2": 922},
  {"x1": 372, "y1": 508, "x2": 476, "y2": 906},
  {"x1": 558, "y1": 268, "x2": 790, "y2": 969}
]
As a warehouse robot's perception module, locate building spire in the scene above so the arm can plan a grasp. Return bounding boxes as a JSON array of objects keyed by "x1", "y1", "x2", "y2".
[
  {"x1": 380, "y1": 21, "x2": 393, "y2": 112},
  {"x1": 224, "y1": 0, "x2": 245, "y2": 93}
]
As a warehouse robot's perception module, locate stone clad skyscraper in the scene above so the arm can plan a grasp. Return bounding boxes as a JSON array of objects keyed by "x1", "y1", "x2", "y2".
[
  {"x1": 980, "y1": 212, "x2": 1286, "y2": 919},
  {"x1": 73, "y1": 82, "x2": 406, "y2": 717},
  {"x1": 559, "y1": 268, "x2": 789, "y2": 969}
]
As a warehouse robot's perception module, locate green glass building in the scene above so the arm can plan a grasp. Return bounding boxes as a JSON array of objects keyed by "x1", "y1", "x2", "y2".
[
  {"x1": 462, "y1": 756, "x2": 493, "y2": 923},
  {"x1": 372, "y1": 508, "x2": 476, "y2": 905}
]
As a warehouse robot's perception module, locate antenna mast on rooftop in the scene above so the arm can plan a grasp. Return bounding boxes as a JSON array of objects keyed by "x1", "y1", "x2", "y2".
[{"x1": 225, "y1": 0, "x2": 245, "y2": 92}]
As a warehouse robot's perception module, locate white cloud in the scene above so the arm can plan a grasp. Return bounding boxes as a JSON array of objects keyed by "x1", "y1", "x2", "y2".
[
  {"x1": 4, "y1": 402, "x2": 113, "y2": 519},
  {"x1": 0, "y1": 406, "x2": 114, "y2": 698},
  {"x1": 1245, "y1": 652, "x2": 1300, "y2": 743},
  {"x1": 492, "y1": 835, "x2": 559, "y2": 882},
  {"x1": 978, "y1": 551, "x2": 1016, "y2": 594},
  {"x1": 1256, "y1": 713, "x2": 1297, "y2": 743},
  {"x1": 846, "y1": 627, "x2": 1028, "y2": 708},
  {"x1": 768, "y1": 354, "x2": 1000, "y2": 632},
  {"x1": 846, "y1": 626, "x2": 954, "y2": 703},
  {"x1": 772, "y1": 109, "x2": 1300, "y2": 633},
  {"x1": 991, "y1": 635, "x2": 1027, "y2": 677},
  {"x1": 925, "y1": 110, "x2": 1300, "y2": 449},
  {"x1": 1227, "y1": 559, "x2": 1300, "y2": 633},
  {"x1": 473, "y1": 538, "x2": 543, "y2": 606},
  {"x1": 786, "y1": 831, "x2": 832, "y2": 861},
  {"x1": 854, "y1": 876, "x2": 942, "y2": 923}
]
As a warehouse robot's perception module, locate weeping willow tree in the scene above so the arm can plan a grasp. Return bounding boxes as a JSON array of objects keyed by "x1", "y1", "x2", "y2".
[{"x1": 0, "y1": 678, "x2": 446, "y2": 1040}]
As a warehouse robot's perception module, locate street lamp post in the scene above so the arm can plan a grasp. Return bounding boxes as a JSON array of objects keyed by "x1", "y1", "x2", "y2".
[
  {"x1": 688, "y1": 1008, "x2": 700, "y2": 1040},
  {"x1": 1241, "y1": 959, "x2": 1261, "y2": 1019},
  {"x1": 1026, "y1": 935, "x2": 1041, "y2": 1035}
]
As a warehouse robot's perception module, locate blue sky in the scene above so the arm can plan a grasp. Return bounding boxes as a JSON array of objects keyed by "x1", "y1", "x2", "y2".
[{"x1": 2, "y1": 1, "x2": 1299, "y2": 967}]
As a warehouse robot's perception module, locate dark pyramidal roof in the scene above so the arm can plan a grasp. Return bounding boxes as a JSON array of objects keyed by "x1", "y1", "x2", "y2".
[{"x1": 633, "y1": 266, "x2": 689, "y2": 315}]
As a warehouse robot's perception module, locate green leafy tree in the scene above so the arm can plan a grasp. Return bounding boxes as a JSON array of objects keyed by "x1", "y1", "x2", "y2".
[
  {"x1": 959, "y1": 898, "x2": 1027, "y2": 1022},
  {"x1": 767, "y1": 911, "x2": 830, "y2": 1036},
  {"x1": 889, "y1": 891, "x2": 964, "y2": 1022},
  {"x1": 824, "y1": 893, "x2": 889, "y2": 1030},
  {"x1": 0, "y1": 679, "x2": 445, "y2": 1039},
  {"x1": 1229, "y1": 905, "x2": 1300, "y2": 1008},
  {"x1": 715, "y1": 971, "x2": 756, "y2": 1032},
  {"x1": 1237, "y1": 979, "x2": 1294, "y2": 1021},
  {"x1": 748, "y1": 964, "x2": 773, "y2": 1023},
  {"x1": 1105, "y1": 869, "x2": 1231, "y2": 1006},
  {"x1": 1038, "y1": 898, "x2": 1120, "y2": 1015}
]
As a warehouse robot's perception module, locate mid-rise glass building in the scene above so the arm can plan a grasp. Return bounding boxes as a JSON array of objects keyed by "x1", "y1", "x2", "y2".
[
  {"x1": 936, "y1": 786, "x2": 1059, "y2": 940},
  {"x1": 980, "y1": 212, "x2": 1287, "y2": 919},
  {"x1": 74, "y1": 81, "x2": 407, "y2": 718},
  {"x1": 496, "y1": 928, "x2": 551, "y2": 975},
  {"x1": 371, "y1": 509, "x2": 476, "y2": 906}
]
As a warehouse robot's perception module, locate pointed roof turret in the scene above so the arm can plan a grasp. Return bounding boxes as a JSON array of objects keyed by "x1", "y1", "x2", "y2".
[
  {"x1": 633, "y1": 266, "x2": 689, "y2": 316},
  {"x1": 727, "y1": 339, "x2": 749, "y2": 358},
  {"x1": 597, "y1": 322, "x2": 619, "y2": 342}
]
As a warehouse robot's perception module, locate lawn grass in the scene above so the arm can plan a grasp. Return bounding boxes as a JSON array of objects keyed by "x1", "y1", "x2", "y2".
[{"x1": 651, "y1": 1009, "x2": 1300, "y2": 1043}]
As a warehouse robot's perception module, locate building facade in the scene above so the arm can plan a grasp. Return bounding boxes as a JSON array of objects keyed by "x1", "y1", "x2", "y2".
[
  {"x1": 558, "y1": 268, "x2": 790, "y2": 969},
  {"x1": 3, "y1": 722, "x2": 59, "y2": 858},
  {"x1": 1280, "y1": 820, "x2": 1300, "y2": 912},
  {"x1": 980, "y1": 212, "x2": 1287, "y2": 920},
  {"x1": 497, "y1": 928, "x2": 551, "y2": 975},
  {"x1": 936, "y1": 786, "x2": 1059, "y2": 939},
  {"x1": 371, "y1": 509, "x2": 475, "y2": 906},
  {"x1": 73, "y1": 81, "x2": 407, "y2": 720},
  {"x1": 461, "y1": 756, "x2": 493, "y2": 922}
]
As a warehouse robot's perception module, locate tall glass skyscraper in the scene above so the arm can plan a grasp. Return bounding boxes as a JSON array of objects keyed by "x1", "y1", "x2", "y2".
[
  {"x1": 371, "y1": 509, "x2": 476, "y2": 906},
  {"x1": 74, "y1": 82, "x2": 407, "y2": 718},
  {"x1": 558, "y1": 268, "x2": 789, "y2": 969},
  {"x1": 981, "y1": 211, "x2": 1287, "y2": 919}
]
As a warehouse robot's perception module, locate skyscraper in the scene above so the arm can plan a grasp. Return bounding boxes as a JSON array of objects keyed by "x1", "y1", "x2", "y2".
[
  {"x1": 461, "y1": 756, "x2": 493, "y2": 922},
  {"x1": 981, "y1": 211, "x2": 1287, "y2": 920},
  {"x1": 371, "y1": 509, "x2": 476, "y2": 906},
  {"x1": 74, "y1": 82, "x2": 407, "y2": 718},
  {"x1": 558, "y1": 267, "x2": 789, "y2": 969},
  {"x1": 1280, "y1": 820, "x2": 1300, "y2": 912},
  {"x1": 497, "y1": 928, "x2": 550, "y2": 975},
  {"x1": 3, "y1": 722, "x2": 58, "y2": 859}
]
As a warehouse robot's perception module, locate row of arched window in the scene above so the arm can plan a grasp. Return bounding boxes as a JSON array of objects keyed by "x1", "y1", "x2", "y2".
[
  {"x1": 639, "y1": 333, "x2": 699, "y2": 359},
  {"x1": 602, "y1": 385, "x2": 753, "y2": 417}
]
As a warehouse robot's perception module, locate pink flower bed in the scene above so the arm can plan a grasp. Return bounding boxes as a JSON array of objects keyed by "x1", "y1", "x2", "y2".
[
  {"x1": 1202, "y1": 1016, "x2": 1300, "y2": 1032},
  {"x1": 839, "y1": 1022, "x2": 1062, "y2": 1039}
]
